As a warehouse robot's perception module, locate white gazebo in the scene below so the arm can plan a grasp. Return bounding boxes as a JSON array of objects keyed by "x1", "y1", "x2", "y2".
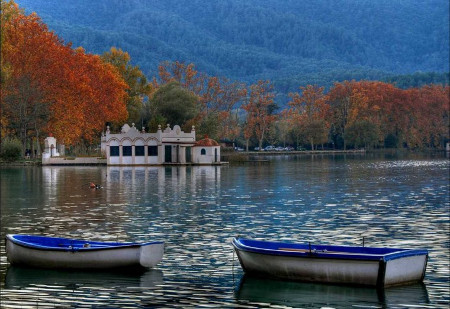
[{"x1": 42, "y1": 135, "x2": 60, "y2": 159}]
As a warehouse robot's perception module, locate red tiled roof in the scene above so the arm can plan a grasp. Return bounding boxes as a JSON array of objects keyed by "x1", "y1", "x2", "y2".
[{"x1": 194, "y1": 137, "x2": 219, "y2": 147}]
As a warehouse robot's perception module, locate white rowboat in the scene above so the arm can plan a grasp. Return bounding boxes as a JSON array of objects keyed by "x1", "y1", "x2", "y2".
[
  {"x1": 6, "y1": 234, "x2": 164, "y2": 269},
  {"x1": 232, "y1": 238, "x2": 428, "y2": 287}
]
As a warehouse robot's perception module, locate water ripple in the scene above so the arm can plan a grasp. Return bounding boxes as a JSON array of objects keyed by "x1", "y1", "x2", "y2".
[{"x1": 1, "y1": 155, "x2": 449, "y2": 308}]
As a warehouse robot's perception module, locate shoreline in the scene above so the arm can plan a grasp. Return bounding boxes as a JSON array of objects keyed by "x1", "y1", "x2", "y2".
[{"x1": 1, "y1": 148, "x2": 446, "y2": 167}]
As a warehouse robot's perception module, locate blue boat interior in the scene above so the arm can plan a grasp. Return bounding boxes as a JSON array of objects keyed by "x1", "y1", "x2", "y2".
[
  {"x1": 233, "y1": 238, "x2": 428, "y2": 261},
  {"x1": 7, "y1": 234, "x2": 161, "y2": 251}
]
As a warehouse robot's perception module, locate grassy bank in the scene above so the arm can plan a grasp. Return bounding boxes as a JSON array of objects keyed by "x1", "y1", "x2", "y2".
[{"x1": 221, "y1": 149, "x2": 366, "y2": 162}]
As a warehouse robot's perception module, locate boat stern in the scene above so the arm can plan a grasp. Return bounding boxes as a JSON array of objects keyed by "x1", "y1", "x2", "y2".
[
  {"x1": 383, "y1": 252, "x2": 428, "y2": 287},
  {"x1": 139, "y1": 242, "x2": 164, "y2": 268}
]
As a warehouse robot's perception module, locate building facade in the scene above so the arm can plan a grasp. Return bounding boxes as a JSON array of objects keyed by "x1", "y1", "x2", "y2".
[
  {"x1": 192, "y1": 137, "x2": 221, "y2": 164},
  {"x1": 101, "y1": 123, "x2": 221, "y2": 165}
]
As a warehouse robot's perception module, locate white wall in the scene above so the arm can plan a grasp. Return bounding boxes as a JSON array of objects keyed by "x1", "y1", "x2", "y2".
[{"x1": 193, "y1": 146, "x2": 220, "y2": 164}]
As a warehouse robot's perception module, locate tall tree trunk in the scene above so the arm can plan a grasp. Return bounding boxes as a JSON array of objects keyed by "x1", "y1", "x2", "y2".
[
  {"x1": 343, "y1": 127, "x2": 347, "y2": 150},
  {"x1": 258, "y1": 128, "x2": 265, "y2": 151},
  {"x1": 0, "y1": 121, "x2": 2, "y2": 153},
  {"x1": 21, "y1": 126, "x2": 27, "y2": 157},
  {"x1": 35, "y1": 123, "x2": 41, "y2": 157}
]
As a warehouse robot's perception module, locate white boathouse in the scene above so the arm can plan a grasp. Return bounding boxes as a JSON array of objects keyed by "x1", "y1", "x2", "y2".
[{"x1": 101, "y1": 123, "x2": 221, "y2": 165}]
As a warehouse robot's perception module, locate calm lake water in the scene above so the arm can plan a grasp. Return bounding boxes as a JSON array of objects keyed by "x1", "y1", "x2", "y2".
[{"x1": 1, "y1": 152, "x2": 449, "y2": 308}]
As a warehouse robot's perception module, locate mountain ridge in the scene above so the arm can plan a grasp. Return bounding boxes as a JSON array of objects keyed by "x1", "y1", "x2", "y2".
[{"x1": 15, "y1": 0, "x2": 449, "y2": 95}]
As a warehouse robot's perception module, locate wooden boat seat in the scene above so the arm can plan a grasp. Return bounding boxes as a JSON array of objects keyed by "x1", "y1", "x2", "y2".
[{"x1": 278, "y1": 247, "x2": 382, "y2": 256}]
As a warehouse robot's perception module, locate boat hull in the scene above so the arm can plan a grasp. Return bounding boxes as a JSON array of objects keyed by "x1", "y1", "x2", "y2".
[
  {"x1": 384, "y1": 254, "x2": 427, "y2": 286},
  {"x1": 235, "y1": 249, "x2": 426, "y2": 287},
  {"x1": 233, "y1": 238, "x2": 427, "y2": 287},
  {"x1": 6, "y1": 235, "x2": 164, "y2": 269}
]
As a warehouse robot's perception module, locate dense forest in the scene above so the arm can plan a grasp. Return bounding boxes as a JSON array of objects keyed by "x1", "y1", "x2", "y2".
[
  {"x1": 1, "y1": 0, "x2": 448, "y2": 160},
  {"x1": 15, "y1": 0, "x2": 449, "y2": 99}
]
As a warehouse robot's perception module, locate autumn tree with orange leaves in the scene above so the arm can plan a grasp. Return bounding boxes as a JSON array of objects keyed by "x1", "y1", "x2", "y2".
[
  {"x1": 1, "y1": 0, "x2": 26, "y2": 151},
  {"x1": 1, "y1": 1, "x2": 128, "y2": 153},
  {"x1": 404, "y1": 85, "x2": 449, "y2": 148},
  {"x1": 158, "y1": 63, "x2": 448, "y2": 150},
  {"x1": 101, "y1": 47, "x2": 155, "y2": 128},
  {"x1": 242, "y1": 80, "x2": 277, "y2": 151},
  {"x1": 288, "y1": 85, "x2": 329, "y2": 150},
  {"x1": 327, "y1": 81, "x2": 385, "y2": 149},
  {"x1": 158, "y1": 61, "x2": 246, "y2": 141},
  {"x1": 325, "y1": 81, "x2": 450, "y2": 149}
]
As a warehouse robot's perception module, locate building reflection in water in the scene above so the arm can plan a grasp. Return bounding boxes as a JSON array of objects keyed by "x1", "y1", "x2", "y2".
[
  {"x1": 42, "y1": 166, "x2": 61, "y2": 201},
  {"x1": 105, "y1": 166, "x2": 221, "y2": 204}
]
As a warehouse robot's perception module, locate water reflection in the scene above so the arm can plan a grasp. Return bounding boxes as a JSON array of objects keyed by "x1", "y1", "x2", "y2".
[
  {"x1": 42, "y1": 166, "x2": 61, "y2": 199},
  {"x1": 104, "y1": 166, "x2": 221, "y2": 205},
  {"x1": 1, "y1": 154, "x2": 448, "y2": 308},
  {"x1": 235, "y1": 275, "x2": 430, "y2": 308},
  {"x1": 5, "y1": 266, "x2": 164, "y2": 289}
]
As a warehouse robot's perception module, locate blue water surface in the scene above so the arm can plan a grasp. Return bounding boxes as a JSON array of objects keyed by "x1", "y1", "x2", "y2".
[{"x1": 1, "y1": 152, "x2": 449, "y2": 308}]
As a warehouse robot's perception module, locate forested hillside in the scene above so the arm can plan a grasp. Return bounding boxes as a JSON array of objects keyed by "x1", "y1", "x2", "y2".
[
  {"x1": 2, "y1": 0, "x2": 448, "y2": 157},
  {"x1": 15, "y1": 0, "x2": 450, "y2": 96}
]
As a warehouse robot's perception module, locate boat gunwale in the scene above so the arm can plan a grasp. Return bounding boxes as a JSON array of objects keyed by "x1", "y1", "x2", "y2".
[
  {"x1": 232, "y1": 238, "x2": 428, "y2": 262},
  {"x1": 6, "y1": 234, "x2": 164, "y2": 252}
]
